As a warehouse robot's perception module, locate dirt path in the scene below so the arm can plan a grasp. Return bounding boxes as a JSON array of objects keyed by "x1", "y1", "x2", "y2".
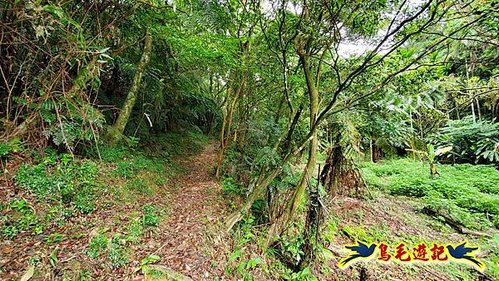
[{"x1": 151, "y1": 142, "x2": 229, "y2": 280}]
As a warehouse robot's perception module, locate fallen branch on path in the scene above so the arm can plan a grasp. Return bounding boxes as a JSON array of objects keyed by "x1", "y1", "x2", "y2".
[{"x1": 421, "y1": 207, "x2": 492, "y2": 238}]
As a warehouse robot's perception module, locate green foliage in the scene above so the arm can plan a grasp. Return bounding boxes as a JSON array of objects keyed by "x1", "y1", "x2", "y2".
[
  {"x1": 138, "y1": 254, "x2": 162, "y2": 277},
  {"x1": 433, "y1": 116, "x2": 499, "y2": 164},
  {"x1": 127, "y1": 177, "x2": 153, "y2": 195},
  {"x1": 361, "y1": 158, "x2": 499, "y2": 229},
  {"x1": 15, "y1": 156, "x2": 98, "y2": 214},
  {"x1": 94, "y1": 130, "x2": 206, "y2": 181},
  {"x1": 141, "y1": 254, "x2": 161, "y2": 266},
  {"x1": 144, "y1": 130, "x2": 209, "y2": 157},
  {"x1": 86, "y1": 219, "x2": 147, "y2": 267},
  {"x1": 125, "y1": 218, "x2": 144, "y2": 243},
  {"x1": 226, "y1": 215, "x2": 262, "y2": 280},
  {"x1": 253, "y1": 147, "x2": 281, "y2": 171},
  {"x1": 0, "y1": 139, "x2": 22, "y2": 158},
  {"x1": 222, "y1": 177, "x2": 244, "y2": 196},
  {"x1": 143, "y1": 204, "x2": 159, "y2": 227},
  {"x1": 406, "y1": 144, "x2": 453, "y2": 176},
  {"x1": 46, "y1": 109, "x2": 105, "y2": 150},
  {"x1": 15, "y1": 164, "x2": 51, "y2": 195},
  {"x1": 98, "y1": 145, "x2": 160, "y2": 179},
  {"x1": 108, "y1": 235, "x2": 129, "y2": 267},
  {"x1": 1, "y1": 199, "x2": 42, "y2": 238},
  {"x1": 44, "y1": 233, "x2": 66, "y2": 244},
  {"x1": 281, "y1": 267, "x2": 317, "y2": 281},
  {"x1": 86, "y1": 233, "x2": 109, "y2": 258},
  {"x1": 4, "y1": 153, "x2": 101, "y2": 239},
  {"x1": 277, "y1": 234, "x2": 305, "y2": 265}
]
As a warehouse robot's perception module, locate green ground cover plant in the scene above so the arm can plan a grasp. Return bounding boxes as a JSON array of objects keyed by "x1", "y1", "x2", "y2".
[{"x1": 361, "y1": 158, "x2": 499, "y2": 229}]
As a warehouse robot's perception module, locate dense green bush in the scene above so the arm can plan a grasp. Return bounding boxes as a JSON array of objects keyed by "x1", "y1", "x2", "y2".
[
  {"x1": 222, "y1": 177, "x2": 244, "y2": 196},
  {"x1": 432, "y1": 116, "x2": 499, "y2": 164}
]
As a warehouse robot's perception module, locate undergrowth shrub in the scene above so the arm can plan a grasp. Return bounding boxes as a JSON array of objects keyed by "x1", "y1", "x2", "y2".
[
  {"x1": 3, "y1": 152, "x2": 101, "y2": 239},
  {"x1": 1, "y1": 199, "x2": 42, "y2": 238},
  {"x1": 432, "y1": 116, "x2": 499, "y2": 164},
  {"x1": 0, "y1": 139, "x2": 22, "y2": 158},
  {"x1": 15, "y1": 155, "x2": 98, "y2": 213},
  {"x1": 108, "y1": 235, "x2": 129, "y2": 267},
  {"x1": 222, "y1": 177, "x2": 244, "y2": 196},
  {"x1": 87, "y1": 233, "x2": 109, "y2": 258},
  {"x1": 226, "y1": 215, "x2": 262, "y2": 280},
  {"x1": 361, "y1": 158, "x2": 499, "y2": 229},
  {"x1": 143, "y1": 204, "x2": 159, "y2": 227},
  {"x1": 86, "y1": 234, "x2": 130, "y2": 268}
]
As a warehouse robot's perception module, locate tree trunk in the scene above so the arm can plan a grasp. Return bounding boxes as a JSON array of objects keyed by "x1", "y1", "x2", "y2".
[
  {"x1": 224, "y1": 38, "x2": 328, "y2": 233},
  {"x1": 320, "y1": 142, "x2": 366, "y2": 197},
  {"x1": 282, "y1": 103, "x2": 303, "y2": 154},
  {"x1": 215, "y1": 42, "x2": 250, "y2": 178},
  {"x1": 225, "y1": 166, "x2": 283, "y2": 231},
  {"x1": 267, "y1": 52, "x2": 319, "y2": 243},
  {"x1": 288, "y1": 54, "x2": 319, "y2": 222},
  {"x1": 371, "y1": 142, "x2": 384, "y2": 163},
  {"x1": 215, "y1": 86, "x2": 231, "y2": 178},
  {"x1": 107, "y1": 30, "x2": 152, "y2": 143}
]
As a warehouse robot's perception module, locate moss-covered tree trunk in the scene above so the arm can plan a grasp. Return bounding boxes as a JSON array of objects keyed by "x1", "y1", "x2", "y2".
[
  {"x1": 286, "y1": 52, "x2": 319, "y2": 223},
  {"x1": 107, "y1": 30, "x2": 153, "y2": 143}
]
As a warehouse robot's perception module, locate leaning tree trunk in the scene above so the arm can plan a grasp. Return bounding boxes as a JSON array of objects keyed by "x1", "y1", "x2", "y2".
[
  {"x1": 286, "y1": 53, "x2": 319, "y2": 222},
  {"x1": 107, "y1": 30, "x2": 152, "y2": 143}
]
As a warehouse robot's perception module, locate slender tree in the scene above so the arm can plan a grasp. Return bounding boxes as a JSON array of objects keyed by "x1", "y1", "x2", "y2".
[{"x1": 107, "y1": 30, "x2": 153, "y2": 143}]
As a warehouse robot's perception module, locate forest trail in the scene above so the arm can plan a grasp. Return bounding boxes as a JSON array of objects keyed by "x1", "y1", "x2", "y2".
[{"x1": 150, "y1": 142, "x2": 230, "y2": 280}]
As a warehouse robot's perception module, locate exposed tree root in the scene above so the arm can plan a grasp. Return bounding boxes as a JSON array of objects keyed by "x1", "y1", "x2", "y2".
[{"x1": 320, "y1": 145, "x2": 366, "y2": 197}]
